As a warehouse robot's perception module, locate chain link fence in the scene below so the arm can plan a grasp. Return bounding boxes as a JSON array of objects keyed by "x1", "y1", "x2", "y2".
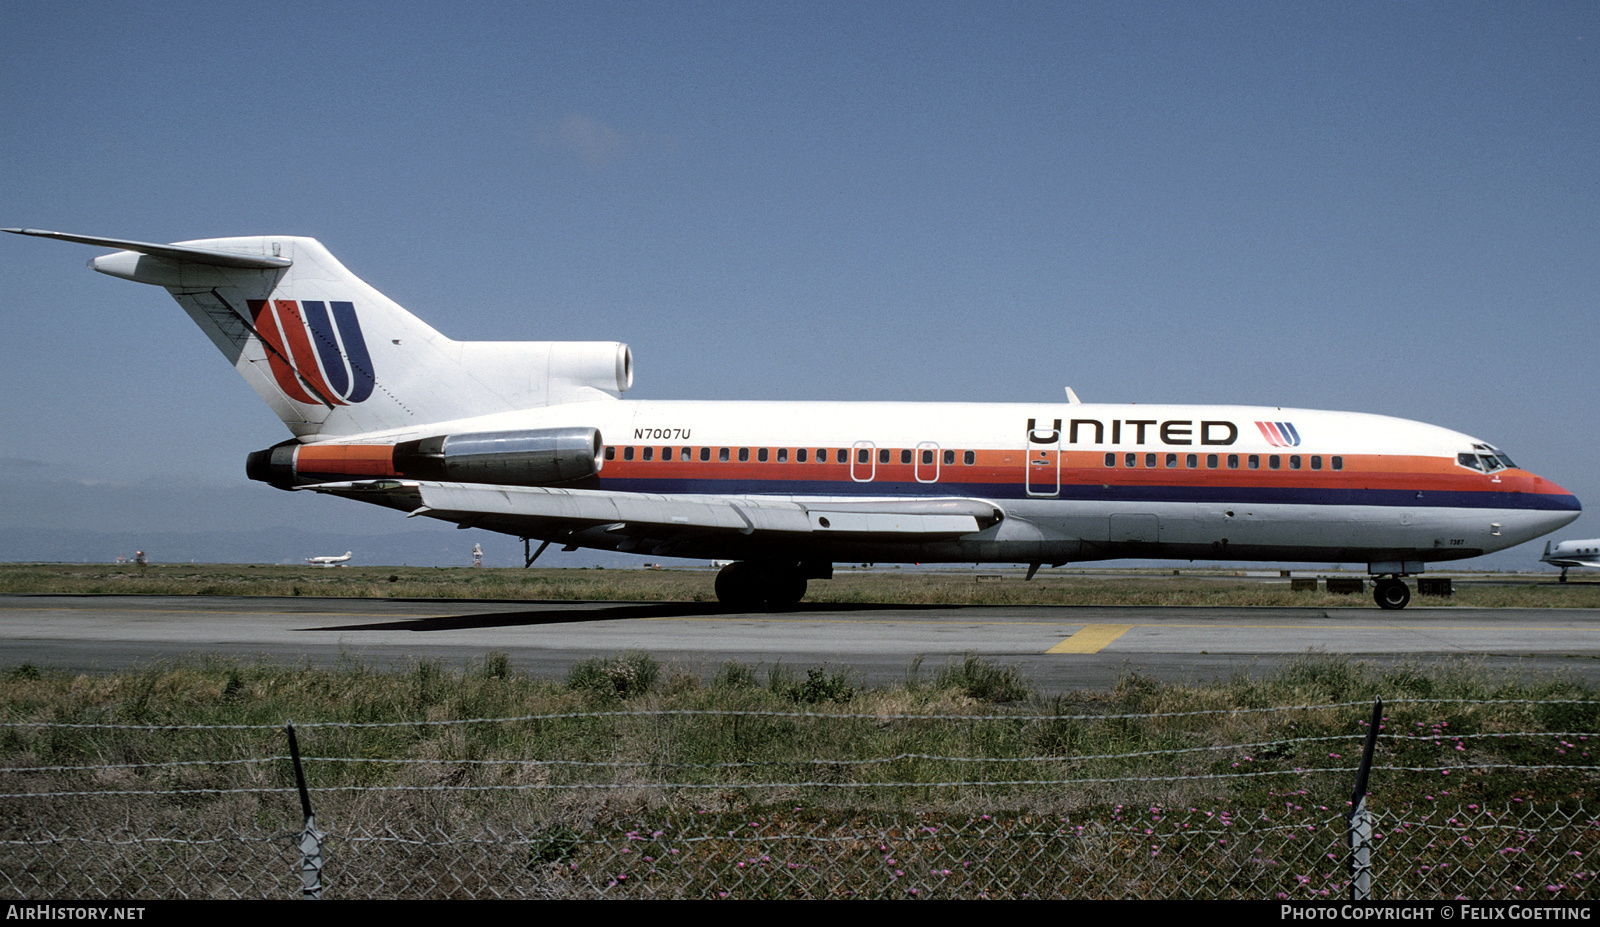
[
  {"x1": 3, "y1": 701, "x2": 1597, "y2": 899},
  {"x1": 6, "y1": 796, "x2": 1596, "y2": 899}
]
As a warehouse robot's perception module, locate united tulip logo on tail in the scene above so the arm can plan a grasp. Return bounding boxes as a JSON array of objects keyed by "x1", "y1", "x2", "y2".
[
  {"x1": 1255, "y1": 421, "x2": 1301, "y2": 447},
  {"x1": 248, "y1": 299, "x2": 375, "y2": 405}
]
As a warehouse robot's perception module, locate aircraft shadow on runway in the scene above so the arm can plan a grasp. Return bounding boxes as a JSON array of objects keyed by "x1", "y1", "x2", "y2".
[{"x1": 303, "y1": 600, "x2": 965, "y2": 632}]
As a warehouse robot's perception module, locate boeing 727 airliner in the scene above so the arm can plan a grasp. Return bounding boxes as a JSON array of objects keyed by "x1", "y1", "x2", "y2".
[{"x1": 7, "y1": 229, "x2": 1581, "y2": 609}]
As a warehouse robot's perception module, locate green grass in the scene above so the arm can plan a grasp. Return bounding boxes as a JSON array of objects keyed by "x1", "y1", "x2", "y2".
[
  {"x1": 3, "y1": 652, "x2": 1593, "y2": 807},
  {"x1": 3, "y1": 653, "x2": 1595, "y2": 899}
]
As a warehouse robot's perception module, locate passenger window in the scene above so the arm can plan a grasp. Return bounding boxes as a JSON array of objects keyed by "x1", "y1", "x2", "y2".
[
  {"x1": 1125, "y1": 453, "x2": 1137, "y2": 468},
  {"x1": 1332, "y1": 456, "x2": 1343, "y2": 470},
  {"x1": 1227, "y1": 454, "x2": 1238, "y2": 469},
  {"x1": 1206, "y1": 454, "x2": 1218, "y2": 469},
  {"x1": 943, "y1": 450, "x2": 955, "y2": 465},
  {"x1": 858, "y1": 448, "x2": 870, "y2": 464},
  {"x1": 964, "y1": 450, "x2": 976, "y2": 465},
  {"x1": 738, "y1": 448, "x2": 749, "y2": 462},
  {"x1": 1186, "y1": 454, "x2": 1198, "y2": 468},
  {"x1": 777, "y1": 448, "x2": 788, "y2": 463},
  {"x1": 623, "y1": 446, "x2": 635, "y2": 461},
  {"x1": 605, "y1": 446, "x2": 616, "y2": 460},
  {"x1": 1269, "y1": 455, "x2": 1280, "y2": 470},
  {"x1": 1165, "y1": 453, "x2": 1178, "y2": 468},
  {"x1": 879, "y1": 449, "x2": 891, "y2": 464},
  {"x1": 1289, "y1": 455, "x2": 1301, "y2": 470},
  {"x1": 900, "y1": 449, "x2": 912, "y2": 465},
  {"x1": 758, "y1": 448, "x2": 769, "y2": 462},
  {"x1": 1105, "y1": 453, "x2": 1117, "y2": 467},
  {"x1": 1310, "y1": 455, "x2": 1321, "y2": 470},
  {"x1": 1249, "y1": 455, "x2": 1260, "y2": 469},
  {"x1": 642, "y1": 447, "x2": 654, "y2": 461},
  {"x1": 718, "y1": 447, "x2": 729, "y2": 462},
  {"x1": 797, "y1": 448, "x2": 807, "y2": 463},
  {"x1": 1145, "y1": 453, "x2": 1156, "y2": 468},
  {"x1": 922, "y1": 449, "x2": 934, "y2": 465}
]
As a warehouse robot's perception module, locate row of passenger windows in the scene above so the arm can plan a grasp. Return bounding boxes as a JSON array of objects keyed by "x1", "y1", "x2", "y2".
[
  {"x1": 1102, "y1": 452, "x2": 1343, "y2": 471},
  {"x1": 605, "y1": 446, "x2": 981, "y2": 465},
  {"x1": 604, "y1": 445, "x2": 1349, "y2": 472}
]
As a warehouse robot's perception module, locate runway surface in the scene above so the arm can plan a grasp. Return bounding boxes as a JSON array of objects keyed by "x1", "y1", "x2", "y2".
[{"x1": 2, "y1": 594, "x2": 1597, "y2": 691}]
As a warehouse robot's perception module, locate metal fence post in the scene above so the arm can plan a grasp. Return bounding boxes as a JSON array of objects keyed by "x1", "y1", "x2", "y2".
[
  {"x1": 286, "y1": 721, "x2": 324, "y2": 899},
  {"x1": 1347, "y1": 698, "x2": 1382, "y2": 901}
]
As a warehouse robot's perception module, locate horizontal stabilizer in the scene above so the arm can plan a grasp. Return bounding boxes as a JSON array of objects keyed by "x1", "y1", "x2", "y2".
[{"x1": 3, "y1": 228, "x2": 292, "y2": 269}]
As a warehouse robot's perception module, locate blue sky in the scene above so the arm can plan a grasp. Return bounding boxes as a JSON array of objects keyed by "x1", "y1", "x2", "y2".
[{"x1": 2, "y1": 1, "x2": 1595, "y2": 569}]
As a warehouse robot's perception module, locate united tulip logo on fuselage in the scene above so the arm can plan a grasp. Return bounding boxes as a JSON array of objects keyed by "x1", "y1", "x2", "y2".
[
  {"x1": 248, "y1": 299, "x2": 375, "y2": 405},
  {"x1": 1256, "y1": 421, "x2": 1301, "y2": 447}
]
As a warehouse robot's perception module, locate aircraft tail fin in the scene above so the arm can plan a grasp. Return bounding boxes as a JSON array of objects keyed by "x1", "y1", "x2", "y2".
[{"x1": 6, "y1": 229, "x2": 632, "y2": 440}]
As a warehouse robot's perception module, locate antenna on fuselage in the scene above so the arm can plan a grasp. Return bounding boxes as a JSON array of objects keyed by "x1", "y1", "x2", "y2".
[{"x1": 1065, "y1": 387, "x2": 1082, "y2": 404}]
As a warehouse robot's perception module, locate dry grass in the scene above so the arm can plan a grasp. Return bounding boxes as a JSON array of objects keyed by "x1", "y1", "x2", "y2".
[
  {"x1": 0, "y1": 561, "x2": 1595, "y2": 609},
  {"x1": 3, "y1": 653, "x2": 1596, "y2": 899}
]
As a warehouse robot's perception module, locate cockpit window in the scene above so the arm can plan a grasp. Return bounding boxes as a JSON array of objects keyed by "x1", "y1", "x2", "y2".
[{"x1": 1458, "y1": 445, "x2": 1518, "y2": 473}]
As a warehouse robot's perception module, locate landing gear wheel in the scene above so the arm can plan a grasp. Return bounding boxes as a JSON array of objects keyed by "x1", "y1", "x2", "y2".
[
  {"x1": 766, "y1": 569, "x2": 807, "y2": 608},
  {"x1": 1374, "y1": 578, "x2": 1411, "y2": 610},
  {"x1": 715, "y1": 561, "x2": 808, "y2": 610},
  {"x1": 714, "y1": 561, "x2": 764, "y2": 609}
]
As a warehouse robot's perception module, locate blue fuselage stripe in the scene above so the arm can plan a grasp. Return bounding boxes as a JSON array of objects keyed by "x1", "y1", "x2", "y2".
[{"x1": 591, "y1": 477, "x2": 1580, "y2": 511}]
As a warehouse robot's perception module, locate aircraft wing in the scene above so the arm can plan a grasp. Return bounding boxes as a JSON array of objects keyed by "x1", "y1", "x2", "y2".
[
  {"x1": 298, "y1": 480, "x2": 1004, "y2": 556},
  {"x1": 1548, "y1": 553, "x2": 1600, "y2": 569},
  {"x1": 1543, "y1": 554, "x2": 1600, "y2": 568},
  {"x1": 1541, "y1": 542, "x2": 1600, "y2": 569}
]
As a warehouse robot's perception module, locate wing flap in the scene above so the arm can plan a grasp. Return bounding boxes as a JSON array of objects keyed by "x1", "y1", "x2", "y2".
[
  {"x1": 298, "y1": 480, "x2": 1002, "y2": 540},
  {"x1": 419, "y1": 483, "x2": 806, "y2": 534}
]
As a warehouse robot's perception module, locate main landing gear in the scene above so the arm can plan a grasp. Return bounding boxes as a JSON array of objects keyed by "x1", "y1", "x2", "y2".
[
  {"x1": 1372, "y1": 576, "x2": 1411, "y2": 610},
  {"x1": 714, "y1": 560, "x2": 831, "y2": 609}
]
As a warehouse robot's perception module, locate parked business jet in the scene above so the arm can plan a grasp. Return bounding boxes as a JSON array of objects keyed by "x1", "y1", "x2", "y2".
[
  {"x1": 8, "y1": 229, "x2": 1581, "y2": 610},
  {"x1": 306, "y1": 551, "x2": 353, "y2": 567},
  {"x1": 1541, "y1": 540, "x2": 1600, "y2": 582}
]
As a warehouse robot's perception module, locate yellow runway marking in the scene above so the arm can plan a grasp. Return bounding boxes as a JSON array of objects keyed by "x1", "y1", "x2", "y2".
[{"x1": 1048, "y1": 624, "x2": 1134, "y2": 654}]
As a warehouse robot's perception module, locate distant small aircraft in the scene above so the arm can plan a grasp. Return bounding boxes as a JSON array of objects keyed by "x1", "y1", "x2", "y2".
[
  {"x1": 306, "y1": 551, "x2": 352, "y2": 567},
  {"x1": 1541, "y1": 539, "x2": 1600, "y2": 582}
]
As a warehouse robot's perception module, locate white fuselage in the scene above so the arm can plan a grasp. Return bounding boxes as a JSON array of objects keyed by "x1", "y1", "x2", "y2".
[{"x1": 300, "y1": 399, "x2": 1580, "y2": 567}]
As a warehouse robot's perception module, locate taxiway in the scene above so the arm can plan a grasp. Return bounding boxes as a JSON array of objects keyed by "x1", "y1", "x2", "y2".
[{"x1": 2, "y1": 595, "x2": 1597, "y2": 691}]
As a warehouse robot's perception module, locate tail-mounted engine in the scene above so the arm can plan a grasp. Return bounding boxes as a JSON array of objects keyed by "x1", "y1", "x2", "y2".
[{"x1": 247, "y1": 426, "x2": 604, "y2": 490}]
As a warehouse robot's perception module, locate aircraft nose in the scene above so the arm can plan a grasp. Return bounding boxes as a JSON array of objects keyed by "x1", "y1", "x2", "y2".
[{"x1": 1529, "y1": 474, "x2": 1581, "y2": 533}]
